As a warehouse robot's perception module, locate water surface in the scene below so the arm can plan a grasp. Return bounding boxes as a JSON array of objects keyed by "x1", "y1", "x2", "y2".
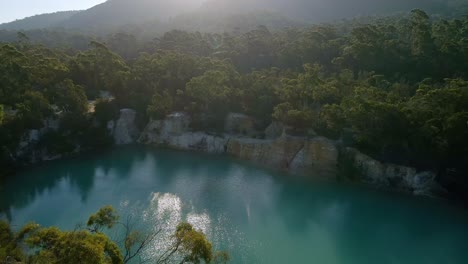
[{"x1": 1, "y1": 146, "x2": 468, "y2": 263}]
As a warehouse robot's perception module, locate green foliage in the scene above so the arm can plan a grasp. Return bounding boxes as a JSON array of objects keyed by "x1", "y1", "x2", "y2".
[
  {"x1": 25, "y1": 228, "x2": 123, "y2": 264},
  {"x1": 129, "y1": 51, "x2": 233, "y2": 113},
  {"x1": 0, "y1": 221, "x2": 24, "y2": 261},
  {"x1": 2, "y1": 220, "x2": 121, "y2": 264},
  {"x1": 70, "y1": 41, "x2": 129, "y2": 102},
  {"x1": 158, "y1": 222, "x2": 224, "y2": 264},
  {"x1": 0, "y1": 105, "x2": 4, "y2": 125},
  {"x1": 55, "y1": 79, "x2": 88, "y2": 115},
  {"x1": 16, "y1": 91, "x2": 52, "y2": 129},
  {"x1": 174, "y1": 223, "x2": 213, "y2": 264},
  {"x1": 186, "y1": 69, "x2": 241, "y2": 114},
  {"x1": 0, "y1": 8, "x2": 468, "y2": 197},
  {"x1": 317, "y1": 104, "x2": 345, "y2": 139},
  {"x1": 272, "y1": 103, "x2": 314, "y2": 130},
  {"x1": 0, "y1": 207, "x2": 228, "y2": 264},
  {"x1": 403, "y1": 79, "x2": 468, "y2": 164},
  {"x1": 345, "y1": 95, "x2": 409, "y2": 155},
  {"x1": 94, "y1": 99, "x2": 119, "y2": 124},
  {"x1": 0, "y1": 44, "x2": 31, "y2": 104},
  {"x1": 147, "y1": 91, "x2": 174, "y2": 120},
  {"x1": 87, "y1": 205, "x2": 120, "y2": 233},
  {"x1": 241, "y1": 68, "x2": 281, "y2": 126}
]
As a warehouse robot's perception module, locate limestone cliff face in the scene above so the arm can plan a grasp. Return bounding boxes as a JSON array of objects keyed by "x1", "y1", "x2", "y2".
[
  {"x1": 226, "y1": 136, "x2": 338, "y2": 178},
  {"x1": 157, "y1": 132, "x2": 228, "y2": 153},
  {"x1": 15, "y1": 118, "x2": 62, "y2": 163},
  {"x1": 345, "y1": 148, "x2": 441, "y2": 196},
  {"x1": 289, "y1": 137, "x2": 339, "y2": 177},
  {"x1": 139, "y1": 112, "x2": 228, "y2": 153},
  {"x1": 138, "y1": 113, "x2": 442, "y2": 196},
  {"x1": 264, "y1": 121, "x2": 284, "y2": 139},
  {"x1": 112, "y1": 109, "x2": 140, "y2": 145},
  {"x1": 138, "y1": 113, "x2": 338, "y2": 178},
  {"x1": 139, "y1": 112, "x2": 339, "y2": 178}
]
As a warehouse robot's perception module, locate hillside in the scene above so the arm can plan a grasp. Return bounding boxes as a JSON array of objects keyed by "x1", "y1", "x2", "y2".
[
  {"x1": 0, "y1": 0, "x2": 203, "y2": 32},
  {"x1": 0, "y1": 11, "x2": 79, "y2": 30},
  {"x1": 0, "y1": 0, "x2": 457, "y2": 33},
  {"x1": 201, "y1": 0, "x2": 450, "y2": 22},
  {"x1": 59, "y1": 0, "x2": 203, "y2": 31}
]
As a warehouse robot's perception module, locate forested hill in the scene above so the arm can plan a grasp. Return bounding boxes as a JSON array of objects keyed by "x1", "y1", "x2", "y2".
[
  {"x1": 201, "y1": 0, "x2": 451, "y2": 22},
  {"x1": 0, "y1": 0, "x2": 203, "y2": 32},
  {"x1": 58, "y1": 0, "x2": 203, "y2": 31},
  {"x1": 0, "y1": 0, "x2": 462, "y2": 33},
  {"x1": 0, "y1": 11, "x2": 79, "y2": 31}
]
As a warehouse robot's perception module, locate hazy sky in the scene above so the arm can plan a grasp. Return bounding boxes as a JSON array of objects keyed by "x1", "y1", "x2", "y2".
[{"x1": 0, "y1": 0, "x2": 106, "y2": 24}]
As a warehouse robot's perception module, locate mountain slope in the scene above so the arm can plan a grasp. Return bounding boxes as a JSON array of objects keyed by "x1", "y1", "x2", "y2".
[
  {"x1": 60, "y1": 0, "x2": 203, "y2": 30},
  {"x1": 0, "y1": 11, "x2": 79, "y2": 30},
  {"x1": 201, "y1": 0, "x2": 450, "y2": 22},
  {"x1": 0, "y1": 0, "x2": 204, "y2": 32},
  {"x1": 0, "y1": 0, "x2": 458, "y2": 33}
]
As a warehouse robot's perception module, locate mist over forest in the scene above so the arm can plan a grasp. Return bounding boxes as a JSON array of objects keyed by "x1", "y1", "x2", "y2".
[{"x1": 0, "y1": 0, "x2": 464, "y2": 33}]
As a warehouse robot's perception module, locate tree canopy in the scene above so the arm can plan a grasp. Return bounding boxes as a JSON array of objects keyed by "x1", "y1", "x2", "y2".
[
  {"x1": 0, "y1": 206, "x2": 228, "y2": 264},
  {"x1": 0, "y1": 8, "x2": 467, "y2": 204}
]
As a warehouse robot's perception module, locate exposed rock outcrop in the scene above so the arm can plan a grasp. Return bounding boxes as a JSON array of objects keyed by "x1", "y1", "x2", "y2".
[
  {"x1": 227, "y1": 136, "x2": 338, "y2": 178},
  {"x1": 139, "y1": 112, "x2": 190, "y2": 143},
  {"x1": 9, "y1": 108, "x2": 448, "y2": 199},
  {"x1": 112, "y1": 109, "x2": 139, "y2": 145},
  {"x1": 265, "y1": 121, "x2": 284, "y2": 139},
  {"x1": 139, "y1": 112, "x2": 228, "y2": 153},
  {"x1": 289, "y1": 137, "x2": 339, "y2": 177},
  {"x1": 157, "y1": 132, "x2": 228, "y2": 153},
  {"x1": 15, "y1": 118, "x2": 62, "y2": 163},
  {"x1": 137, "y1": 111, "x2": 442, "y2": 196},
  {"x1": 345, "y1": 148, "x2": 441, "y2": 196},
  {"x1": 139, "y1": 112, "x2": 339, "y2": 178}
]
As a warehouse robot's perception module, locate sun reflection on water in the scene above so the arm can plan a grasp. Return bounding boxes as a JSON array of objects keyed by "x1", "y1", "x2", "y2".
[{"x1": 139, "y1": 192, "x2": 213, "y2": 262}]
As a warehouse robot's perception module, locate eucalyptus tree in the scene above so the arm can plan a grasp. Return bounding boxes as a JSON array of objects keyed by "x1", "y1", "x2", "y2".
[{"x1": 0, "y1": 206, "x2": 229, "y2": 264}]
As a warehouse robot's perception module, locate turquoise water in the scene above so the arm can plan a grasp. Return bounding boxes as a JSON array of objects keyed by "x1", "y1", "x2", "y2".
[{"x1": 1, "y1": 146, "x2": 468, "y2": 264}]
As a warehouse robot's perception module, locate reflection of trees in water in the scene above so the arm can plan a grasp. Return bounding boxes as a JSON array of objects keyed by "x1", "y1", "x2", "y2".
[
  {"x1": 0, "y1": 147, "x2": 148, "y2": 221},
  {"x1": 0, "y1": 146, "x2": 227, "y2": 222}
]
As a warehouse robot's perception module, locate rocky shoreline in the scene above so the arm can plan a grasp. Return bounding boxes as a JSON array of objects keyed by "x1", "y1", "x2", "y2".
[
  {"x1": 11, "y1": 109, "x2": 443, "y2": 198},
  {"x1": 112, "y1": 110, "x2": 442, "y2": 197}
]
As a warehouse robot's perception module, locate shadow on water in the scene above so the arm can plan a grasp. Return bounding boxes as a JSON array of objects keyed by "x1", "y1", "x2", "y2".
[
  {"x1": 0, "y1": 146, "x2": 147, "y2": 220},
  {"x1": 0, "y1": 145, "x2": 237, "y2": 221}
]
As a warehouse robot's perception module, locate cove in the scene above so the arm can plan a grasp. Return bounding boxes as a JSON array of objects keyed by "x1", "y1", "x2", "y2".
[{"x1": 1, "y1": 146, "x2": 468, "y2": 264}]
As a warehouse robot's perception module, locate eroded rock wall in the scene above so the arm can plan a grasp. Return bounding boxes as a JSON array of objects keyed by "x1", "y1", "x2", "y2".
[
  {"x1": 139, "y1": 112, "x2": 228, "y2": 153},
  {"x1": 226, "y1": 136, "x2": 338, "y2": 178},
  {"x1": 137, "y1": 112, "x2": 441, "y2": 196},
  {"x1": 14, "y1": 118, "x2": 62, "y2": 163},
  {"x1": 112, "y1": 109, "x2": 140, "y2": 145},
  {"x1": 345, "y1": 148, "x2": 441, "y2": 196},
  {"x1": 140, "y1": 112, "x2": 339, "y2": 178}
]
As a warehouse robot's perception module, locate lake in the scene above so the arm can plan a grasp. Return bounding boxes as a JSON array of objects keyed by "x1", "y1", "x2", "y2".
[{"x1": 1, "y1": 146, "x2": 468, "y2": 263}]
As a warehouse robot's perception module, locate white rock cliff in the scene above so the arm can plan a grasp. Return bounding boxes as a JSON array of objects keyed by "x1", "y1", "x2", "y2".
[
  {"x1": 112, "y1": 109, "x2": 140, "y2": 145},
  {"x1": 345, "y1": 148, "x2": 440, "y2": 196}
]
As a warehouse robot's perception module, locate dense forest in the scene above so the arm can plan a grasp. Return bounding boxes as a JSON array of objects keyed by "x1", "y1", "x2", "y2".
[
  {"x1": 1, "y1": 0, "x2": 468, "y2": 262},
  {"x1": 1, "y1": 8, "x2": 468, "y2": 191}
]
